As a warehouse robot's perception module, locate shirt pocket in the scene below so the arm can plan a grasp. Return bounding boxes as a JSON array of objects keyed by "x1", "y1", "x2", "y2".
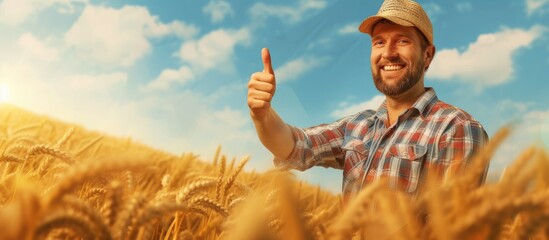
[
  {"x1": 386, "y1": 144, "x2": 427, "y2": 193},
  {"x1": 341, "y1": 139, "x2": 369, "y2": 181}
]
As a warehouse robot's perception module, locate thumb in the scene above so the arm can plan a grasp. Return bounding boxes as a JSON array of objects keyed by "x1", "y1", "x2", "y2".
[{"x1": 262, "y1": 48, "x2": 274, "y2": 75}]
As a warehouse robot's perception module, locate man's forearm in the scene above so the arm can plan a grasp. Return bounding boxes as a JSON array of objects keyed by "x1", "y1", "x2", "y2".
[{"x1": 251, "y1": 108, "x2": 296, "y2": 160}]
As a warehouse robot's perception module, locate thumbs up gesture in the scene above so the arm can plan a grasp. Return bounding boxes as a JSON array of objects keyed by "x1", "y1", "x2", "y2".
[{"x1": 248, "y1": 48, "x2": 276, "y2": 119}]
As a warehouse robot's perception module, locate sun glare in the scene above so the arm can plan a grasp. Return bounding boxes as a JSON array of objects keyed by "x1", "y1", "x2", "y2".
[{"x1": 0, "y1": 83, "x2": 10, "y2": 103}]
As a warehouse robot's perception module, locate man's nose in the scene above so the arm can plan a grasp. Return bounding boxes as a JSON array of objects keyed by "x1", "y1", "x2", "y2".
[{"x1": 381, "y1": 44, "x2": 398, "y2": 59}]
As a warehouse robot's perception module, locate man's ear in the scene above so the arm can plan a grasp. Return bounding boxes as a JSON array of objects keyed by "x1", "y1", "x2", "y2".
[{"x1": 424, "y1": 45, "x2": 436, "y2": 71}]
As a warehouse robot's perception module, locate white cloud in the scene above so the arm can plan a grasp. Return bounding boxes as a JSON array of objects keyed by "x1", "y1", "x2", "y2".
[
  {"x1": 0, "y1": 0, "x2": 35, "y2": 26},
  {"x1": 338, "y1": 22, "x2": 359, "y2": 35},
  {"x1": 526, "y1": 0, "x2": 549, "y2": 15},
  {"x1": 47, "y1": 0, "x2": 88, "y2": 14},
  {"x1": 197, "y1": 107, "x2": 252, "y2": 139},
  {"x1": 496, "y1": 100, "x2": 535, "y2": 115},
  {"x1": 330, "y1": 95, "x2": 385, "y2": 119},
  {"x1": 490, "y1": 107, "x2": 549, "y2": 178},
  {"x1": 423, "y1": 3, "x2": 443, "y2": 19},
  {"x1": 249, "y1": 0, "x2": 327, "y2": 25},
  {"x1": 456, "y1": 2, "x2": 472, "y2": 12},
  {"x1": 65, "y1": 72, "x2": 127, "y2": 91},
  {"x1": 203, "y1": 0, "x2": 234, "y2": 23},
  {"x1": 169, "y1": 21, "x2": 200, "y2": 39},
  {"x1": 191, "y1": 105, "x2": 266, "y2": 170},
  {"x1": 307, "y1": 37, "x2": 332, "y2": 50},
  {"x1": 65, "y1": 5, "x2": 199, "y2": 67},
  {"x1": 146, "y1": 27, "x2": 250, "y2": 91},
  {"x1": 0, "y1": 0, "x2": 87, "y2": 26},
  {"x1": 275, "y1": 56, "x2": 329, "y2": 83},
  {"x1": 144, "y1": 66, "x2": 194, "y2": 91},
  {"x1": 428, "y1": 25, "x2": 545, "y2": 90},
  {"x1": 17, "y1": 33, "x2": 59, "y2": 62},
  {"x1": 178, "y1": 27, "x2": 251, "y2": 72}
]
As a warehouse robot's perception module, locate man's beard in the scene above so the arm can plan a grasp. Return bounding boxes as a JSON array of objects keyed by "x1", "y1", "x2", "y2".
[{"x1": 372, "y1": 59, "x2": 424, "y2": 96}]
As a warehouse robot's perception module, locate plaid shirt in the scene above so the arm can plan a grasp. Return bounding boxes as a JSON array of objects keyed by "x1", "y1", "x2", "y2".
[{"x1": 274, "y1": 88, "x2": 488, "y2": 203}]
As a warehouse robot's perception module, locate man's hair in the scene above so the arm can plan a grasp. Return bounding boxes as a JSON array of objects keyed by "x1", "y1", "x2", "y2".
[{"x1": 373, "y1": 19, "x2": 430, "y2": 50}]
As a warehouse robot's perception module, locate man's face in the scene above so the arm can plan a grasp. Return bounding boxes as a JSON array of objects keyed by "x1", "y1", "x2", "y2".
[{"x1": 370, "y1": 21, "x2": 430, "y2": 96}]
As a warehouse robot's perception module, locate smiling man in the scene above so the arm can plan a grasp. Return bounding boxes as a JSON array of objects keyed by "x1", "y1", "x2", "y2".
[{"x1": 247, "y1": 0, "x2": 488, "y2": 203}]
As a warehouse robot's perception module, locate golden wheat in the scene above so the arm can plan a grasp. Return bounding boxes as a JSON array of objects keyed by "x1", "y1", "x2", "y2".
[{"x1": 0, "y1": 104, "x2": 548, "y2": 240}]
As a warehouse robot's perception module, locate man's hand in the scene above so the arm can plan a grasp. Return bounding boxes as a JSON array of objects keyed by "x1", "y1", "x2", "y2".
[
  {"x1": 247, "y1": 48, "x2": 296, "y2": 160},
  {"x1": 248, "y1": 48, "x2": 276, "y2": 119}
]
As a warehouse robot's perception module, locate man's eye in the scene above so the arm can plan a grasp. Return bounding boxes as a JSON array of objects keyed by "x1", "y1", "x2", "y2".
[
  {"x1": 373, "y1": 41, "x2": 384, "y2": 46},
  {"x1": 398, "y1": 39, "x2": 410, "y2": 44}
]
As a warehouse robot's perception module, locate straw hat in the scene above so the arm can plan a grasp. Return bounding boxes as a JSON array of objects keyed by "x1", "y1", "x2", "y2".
[{"x1": 358, "y1": 0, "x2": 433, "y2": 45}]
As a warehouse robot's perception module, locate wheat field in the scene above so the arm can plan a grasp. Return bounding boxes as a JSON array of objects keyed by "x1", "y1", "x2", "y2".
[{"x1": 0, "y1": 104, "x2": 548, "y2": 240}]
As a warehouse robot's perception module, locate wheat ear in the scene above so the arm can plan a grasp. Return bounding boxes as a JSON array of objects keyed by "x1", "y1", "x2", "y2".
[
  {"x1": 463, "y1": 126, "x2": 511, "y2": 188},
  {"x1": 196, "y1": 175, "x2": 251, "y2": 194},
  {"x1": 215, "y1": 155, "x2": 226, "y2": 202},
  {"x1": 0, "y1": 154, "x2": 25, "y2": 164},
  {"x1": 453, "y1": 189, "x2": 549, "y2": 238},
  {"x1": 34, "y1": 211, "x2": 97, "y2": 240},
  {"x1": 101, "y1": 181, "x2": 123, "y2": 227},
  {"x1": 124, "y1": 170, "x2": 134, "y2": 191},
  {"x1": 11, "y1": 124, "x2": 41, "y2": 136},
  {"x1": 35, "y1": 126, "x2": 75, "y2": 176},
  {"x1": 329, "y1": 181, "x2": 383, "y2": 240},
  {"x1": 228, "y1": 197, "x2": 245, "y2": 210},
  {"x1": 277, "y1": 174, "x2": 312, "y2": 240},
  {"x1": 221, "y1": 155, "x2": 249, "y2": 202},
  {"x1": 514, "y1": 209, "x2": 549, "y2": 240},
  {"x1": 127, "y1": 202, "x2": 190, "y2": 240},
  {"x1": 175, "y1": 179, "x2": 217, "y2": 203},
  {"x1": 61, "y1": 196, "x2": 113, "y2": 240},
  {"x1": 4, "y1": 144, "x2": 30, "y2": 154},
  {"x1": 212, "y1": 145, "x2": 222, "y2": 167},
  {"x1": 73, "y1": 136, "x2": 103, "y2": 156},
  {"x1": 56, "y1": 127, "x2": 75, "y2": 148},
  {"x1": 46, "y1": 157, "x2": 148, "y2": 207},
  {"x1": 190, "y1": 195, "x2": 228, "y2": 217},
  {"x1": 25, "y1": 145, "x2": 74, "y2": 165},
  {"x1": 114, "y1": 193, "x2": 147, "y2": 240},
  {"x1": 10, "y1": 135, "x2": 38, "y2": 146}
]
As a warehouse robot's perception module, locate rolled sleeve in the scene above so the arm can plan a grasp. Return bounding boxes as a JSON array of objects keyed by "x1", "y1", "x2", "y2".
[
  {"x1": 273, "y1": 116, "x2": 352, "y2": 171},
  {"x1": 273, "y1": 126, "x2": 309, "y2": 170}
]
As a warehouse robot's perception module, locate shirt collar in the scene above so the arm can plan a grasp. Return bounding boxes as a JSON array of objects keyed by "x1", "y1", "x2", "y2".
[
  {"x1": 413, "y1": 88, "x2": 438, "y2": 117},
  {"x1": 374, "y1": 88, "x2": 438, "y2": 120}
]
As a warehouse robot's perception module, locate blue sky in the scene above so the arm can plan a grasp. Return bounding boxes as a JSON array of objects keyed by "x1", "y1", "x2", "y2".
[{"x1": 1, "y1": 0, "x2": 548, "y2": 193}]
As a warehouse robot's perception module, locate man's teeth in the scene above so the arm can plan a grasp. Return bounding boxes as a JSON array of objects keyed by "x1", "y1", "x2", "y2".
[{"x1": 383, "y1": 65, "x2": 403, "y2": 71}]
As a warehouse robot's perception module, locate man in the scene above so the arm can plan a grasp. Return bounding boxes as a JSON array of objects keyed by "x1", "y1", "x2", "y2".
[{"x1": 247, "y1": 0, "x2": 488, "y2": 203}]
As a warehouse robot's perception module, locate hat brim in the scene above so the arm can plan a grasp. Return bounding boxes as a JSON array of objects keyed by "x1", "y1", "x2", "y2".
[{"x1": 358, "y1": 16, "x2": 415, "y2": 35}]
